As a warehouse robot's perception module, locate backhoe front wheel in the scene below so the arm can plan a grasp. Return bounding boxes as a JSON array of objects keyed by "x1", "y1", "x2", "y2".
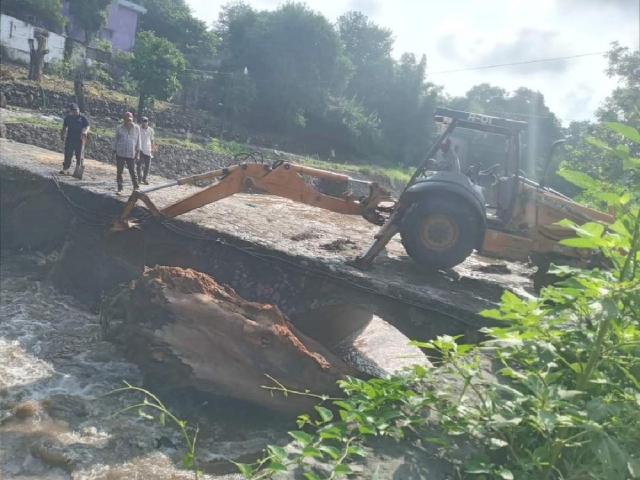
[{"x1": 400, "y1": 196, "x2": 480, "y2": 269}]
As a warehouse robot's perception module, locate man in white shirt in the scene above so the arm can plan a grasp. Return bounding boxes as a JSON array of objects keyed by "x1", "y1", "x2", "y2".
[
  {"x1": 428, "y1": 138, "x2": 461, "y2": 173},
  {"x1": 136, "y1": 116, "x2": 156, "y2": 185},
  {"x1": 113, "y1": 112, "x2": 140, "y2": 195}
]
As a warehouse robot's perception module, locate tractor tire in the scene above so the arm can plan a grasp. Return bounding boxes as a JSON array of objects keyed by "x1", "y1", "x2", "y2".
[{"x1": 400, "y1": 196, "x2": 480, "y2": 269}]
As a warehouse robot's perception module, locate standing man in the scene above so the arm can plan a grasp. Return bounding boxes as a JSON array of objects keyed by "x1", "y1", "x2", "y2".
[
  {"x1": 60, "y1": 103, "x2": 90, "y2": 175},
  {"x1": 136, "y1": 116, "x2": 155, "y2": 185},
  {"x1": 113, "y1": 112, "x2": 140, "y2": 195}
]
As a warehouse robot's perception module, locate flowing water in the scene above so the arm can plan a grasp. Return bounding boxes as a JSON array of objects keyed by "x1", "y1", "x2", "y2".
[{"x1": 0, "y1": 253, "x2": 423, "y2": 479}]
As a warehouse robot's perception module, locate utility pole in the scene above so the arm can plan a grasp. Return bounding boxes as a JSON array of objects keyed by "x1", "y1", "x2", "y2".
[{"x1": 219, "y1": 73, "x2": 233, "y2": 140}]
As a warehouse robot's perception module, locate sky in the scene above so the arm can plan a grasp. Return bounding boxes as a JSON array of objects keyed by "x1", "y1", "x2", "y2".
[{"x1": 185, "y1": 0, "x2": 640, "y2": 126}]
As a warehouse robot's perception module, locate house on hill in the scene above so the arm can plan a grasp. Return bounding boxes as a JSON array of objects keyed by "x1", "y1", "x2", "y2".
[{"x1": 61, "y1": 0, "x2": 146, "y2": 52}]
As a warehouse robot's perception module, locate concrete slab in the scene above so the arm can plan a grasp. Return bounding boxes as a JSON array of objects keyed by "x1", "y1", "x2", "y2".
[{"x1": 0, "y1": 139, "x2": 534, "y2": 341}]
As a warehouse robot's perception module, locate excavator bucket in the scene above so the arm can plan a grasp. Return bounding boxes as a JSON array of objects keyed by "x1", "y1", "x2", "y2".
[
  {"x1": 72, "y1": 137, "x2": 86, "y2": 180},
  {"x1": 71, "y1": 159, "x2": 84, "y2": 179}
]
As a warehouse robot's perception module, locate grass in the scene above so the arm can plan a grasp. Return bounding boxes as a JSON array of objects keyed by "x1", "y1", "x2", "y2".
[{"x1": 301, "y1": 158, "x2": 412, "y2": 190}]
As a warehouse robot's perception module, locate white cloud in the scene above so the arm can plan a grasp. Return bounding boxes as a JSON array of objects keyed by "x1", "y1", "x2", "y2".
[{"x1": 185, "y1": 0, "x2": 639, "y2": 124}]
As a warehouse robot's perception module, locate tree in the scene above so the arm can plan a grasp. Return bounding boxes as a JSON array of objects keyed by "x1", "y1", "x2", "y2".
[
  {"x1": 221, "y1": 69, "x2": 256, "y2": 138},
  {"x1": 215, "y1": 2, "x2": 351, "y2": 131},
  {"x1": 130, "y1": 31, "x2": 186, "y2": 120},
  {"x1": 556, "y1": 43, "x2": 639, "y2": 188},
  {"x1": 376, "y1": 53, "x2": 439, "y2": 164},
  {"x1": 597, "y1": 42, "x2": 640, "y2": 130},
  {"x1": 67, "y1": 0, "x2": 112, "y2": 46},
  {"x1": 337, "y1": 12, "x2": 443, "y2": 163},
  {"x1": 0, "y1": 0, "x2": 66, "y2": 32},
  {"x1": 136, "y1": 0, "x2": 217, "y2": 110},
  {"x1": 447, "y1": 84, "x2": 563, "y2": 178},
  {"x1": 337, "y1": 11, "x2": 394, "y2": 104},
  {"x1": 137, "y1": 0, "x2": 217, "y2": 59}
]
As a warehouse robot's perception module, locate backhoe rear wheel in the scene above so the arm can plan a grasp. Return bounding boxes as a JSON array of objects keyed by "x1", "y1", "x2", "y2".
[{"x1": 400, "y1": 196, "x2": 480, "y2": 269}]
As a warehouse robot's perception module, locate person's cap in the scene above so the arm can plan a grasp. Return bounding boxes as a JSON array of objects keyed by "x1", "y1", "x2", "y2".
[
  {"x1": 68, "y1": 103, "x2": 79, "y2": 110},
  {"x1": 141, "y1": 116, "x2": 149, "y2": 122},
  {"x1": 124, "y1": 112, "x2": 133, "y2": 120}
]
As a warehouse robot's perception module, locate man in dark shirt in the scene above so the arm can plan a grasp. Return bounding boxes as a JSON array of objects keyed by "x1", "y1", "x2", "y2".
[{"x1": 60, "y1": 103, "x2": 90, "y2": 175}]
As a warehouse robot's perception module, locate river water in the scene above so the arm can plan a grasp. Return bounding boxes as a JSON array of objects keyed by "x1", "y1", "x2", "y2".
[{"x1": 0, "y1": 253, "x2": 423, "y2": 479}]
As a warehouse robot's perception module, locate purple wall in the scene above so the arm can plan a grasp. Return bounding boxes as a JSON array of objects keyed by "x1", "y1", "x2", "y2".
[{"x1": 61, "y1": 0, "x2": 141, "y2": 52}]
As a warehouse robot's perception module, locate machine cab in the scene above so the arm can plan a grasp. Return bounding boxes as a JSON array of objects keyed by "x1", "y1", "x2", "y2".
[{"x1": 429, "y1": 108, "x2": 529, "y2": 228}]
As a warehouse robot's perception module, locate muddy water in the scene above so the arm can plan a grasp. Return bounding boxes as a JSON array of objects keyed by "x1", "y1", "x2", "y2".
[{"x1": 0, "y1": 253, "x2": 423, "y2": 479}]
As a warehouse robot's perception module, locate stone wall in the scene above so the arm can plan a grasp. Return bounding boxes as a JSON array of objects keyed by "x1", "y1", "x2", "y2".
[
  {"x1": 3, "y1": 121, "x2": 402, "y2": 195},
  {"x1": 3, "y1": 122, "x2": 232, "y2": 179},
  {"x1": 0, "y1": 81, "x2": 221, "y2": 137}
]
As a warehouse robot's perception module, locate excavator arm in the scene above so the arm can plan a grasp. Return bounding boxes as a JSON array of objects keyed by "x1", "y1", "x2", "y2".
[{"x1": 110, "y1": 161, "x2": 396, "y2": 232}]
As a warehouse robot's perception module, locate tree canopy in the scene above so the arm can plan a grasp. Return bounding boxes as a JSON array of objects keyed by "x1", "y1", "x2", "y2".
[
  {"x1": 15, "y1": 0, "x2": 628, "y2": 189},
  {"x1": 67, "y1": 0, "x2": 113, "y2": 46},
  {"x1": 130, "y1": 30, "x2": 187, "y2": 118},
  {"x1": 136, "y1": 0, "x2": 217, "y2": 60},
  {"x1": 212, "y1": 5, "x2": 444, "y2": 162},
  {"x1": 215, "y1": 3, "x2": 350, "y2": 131},
  {"x1": 447, "y1": 84, "x2": 563, "y2": 176},
  {"x1": 559, "y1": 44, "x2": 639, "y2": 190}
]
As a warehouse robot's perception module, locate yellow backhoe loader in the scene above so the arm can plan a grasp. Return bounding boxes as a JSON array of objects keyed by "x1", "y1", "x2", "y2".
[{"x1": 110, "y1": 108, "x2": 613, "y2": 290}]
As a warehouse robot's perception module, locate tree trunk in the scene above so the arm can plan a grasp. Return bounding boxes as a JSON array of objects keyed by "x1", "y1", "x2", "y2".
[
  {"x1": 136, "y1": 92, "x2": 147, "y2": 123},
  {"x1": 28, "y1": 34, "x2": 49, "y2": 82},
  {"x1": 74, "y1": 75, "x2": 86, "y2": 112},
  {"x1": 137, "y1": 93, "x2": 146, "y2": 122},
  {"x1": 103, "y1": 266, "x2": 363, "y2": 415},
  {"x1": 181, "y1": 84, "x2": 189, "y2": 112}
]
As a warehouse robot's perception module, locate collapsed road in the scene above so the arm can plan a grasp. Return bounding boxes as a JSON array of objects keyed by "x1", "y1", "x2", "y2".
[
  {"x1": 0, "y1": 139, "x2": 533, "y2": 347},
  {"x1": 0, "y1": 138, "x2": 534, "y2": 479}
]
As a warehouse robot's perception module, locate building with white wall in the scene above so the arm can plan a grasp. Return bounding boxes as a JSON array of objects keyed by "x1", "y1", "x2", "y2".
[{"x1": 0, "y1": 14, "x2": 66, "y2": 64}]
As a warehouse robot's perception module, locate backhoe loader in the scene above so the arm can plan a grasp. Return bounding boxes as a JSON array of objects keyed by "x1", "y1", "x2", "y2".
[{"x1": 110, "y1": 108, "x2": 613, "y2": 289}]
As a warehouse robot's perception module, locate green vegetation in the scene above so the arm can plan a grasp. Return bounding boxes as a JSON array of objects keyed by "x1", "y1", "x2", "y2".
[
  {"x1": 233, "y1": 122, "x2": 640, "y2": 480},
  {"x1": 66, "y1": 0, "x2": 113, "y2": 46},
  {"x1": 301, "y1": 158, "x2": 411, "y2": 190},
  {"x1": 136, "y1": 0, "x2": 217, "y2": 58},
  {"x1": 211, "y1": 3, "x2": 440, "y2": 165},
  {"x1": 94, "y1": 39, "x2": 113, "y2": 54},
  {"x1": 111, "y1": 123, "x2": 639, "y2": 480},
  {"x1": 112, "y1": 382, "x2": 203, "y2": 479},
  {"x1": 135, "y1": 0, "x2": 217, "y2": 109},
  {"x1": 3, "y1": 0, "x2": 638, "y2": 185},
  {"x1": 128, "y1": 31, "x2": 187, "y2": 120},
  {"x1": 560, "y1": 44, "x2": 639, "y2": 192}
]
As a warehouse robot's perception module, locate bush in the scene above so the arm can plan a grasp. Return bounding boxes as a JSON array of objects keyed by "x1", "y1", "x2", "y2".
[
  {"x1": 204, "y1": 138, "x2": 245, "y2": 156},
  {"x1": 238, "y1": 122, "x2": 640, "y2": 479},
  {"x1": 114, "y1": 123, "x2": 639, "y2": 480},
  {"x1": 95, "y1": 39, "x2": 112, "y2": 53},
  {"x1": 44, "y1": 59, "x2": 73, "y2": 79}
]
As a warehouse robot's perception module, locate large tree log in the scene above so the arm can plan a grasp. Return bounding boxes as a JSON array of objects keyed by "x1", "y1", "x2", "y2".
[{"x1": 105, "y1": 266, "x2": 362, "y2": 414}]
